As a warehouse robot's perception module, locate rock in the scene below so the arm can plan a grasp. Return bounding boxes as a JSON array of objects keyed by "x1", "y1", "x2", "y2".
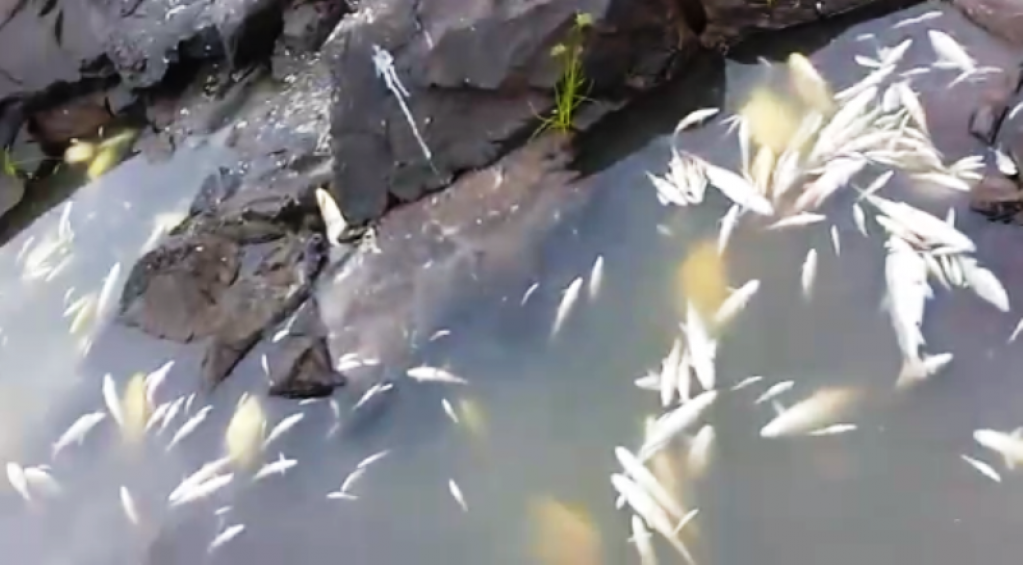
[
  {"x1": 970, "y1": 172, "x2": 1023, "y2": 222},
  {"x1": 265, "y1": 297, "x2": 345, "y2": 398},
  {"x1": 327, "y1": 0, "x2": 696, "y2": 225},
  {"x1": 28, "y1": 89, "x2": 113, "y2": 148},
  {"x1": 952, "y1": 0, "x2": 1023, "y2": 47},
  {"x1": 318, "y1": 133, "x2": 589, "y2": 394},
  {"x1": 90, "y1": 0, "x2": 286, "y2": 88},
  {"x1": 969, "y1": 68, "x2": 1021, "y2": 145},
  {"x1": 0, "y1": 173, "x2": 24, "y2": 218}
]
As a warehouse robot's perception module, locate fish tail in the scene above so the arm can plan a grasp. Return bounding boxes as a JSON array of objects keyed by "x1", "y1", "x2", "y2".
[{"x1": 896, "y1": 356, "x2": 927, "y2": 389}]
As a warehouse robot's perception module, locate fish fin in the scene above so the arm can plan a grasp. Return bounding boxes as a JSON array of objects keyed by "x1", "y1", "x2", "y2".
[{"x1": 895, "y1": 356, "x2": 927, "y2": 389}]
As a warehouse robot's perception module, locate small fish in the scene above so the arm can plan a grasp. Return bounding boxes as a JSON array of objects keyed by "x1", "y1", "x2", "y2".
[
  {"x1": 830, "y1": 225, "x2": 841, "y2": 256},
  {"x1": 717, "y1": 204, "x2": 742, "y2": 255},
  {"x1": 521, "y1": 282, "x2": 540, "y2": 305},
  {"x1": 168, "y1": 457, "x2": 233, "y2": 503},
  {"x1": 102, "y1": 373, "x2": 124, "y2": 428},
  {"x1": 52, "y1": 411, "x2": 106, "y2": 458},
  {"x1": 442, "y1": 398, "x2": 459, "y2": 423},
  {"x1": 448, "y1": 479, "x2": 468, "y2": 512},
  {"x1": 1008, "y1": 317, "x2": 1023, "y2": 343},
  {"x1": 352, "y1": 382, "x2": 394, "y2": 412},
  {"x1": 170, "y1": 473, "x2": 234, "y2": 508},
  {"x1": 588, "y1": 256, "x2": 604, "y2": 300},
  {"x1": 702, "y1": 159, "x2": 775, "y2": 215},
  {"x1": 631, "y1": 515, "x2": 658, "y2": 565},
  {"x1": 731, "y1": 375, "x2": 763, "y2": 391},
  {"x1": 23, "y1": 466, "x2": 61, "y2": 497},
  {"x1": 713, "y1": 280, "x2": 760, "y2": 328},
  {"x1": 808, "y1": 423, "x2": 857, "y2": 436},
  {"x1": 957, "y1": 256, "x2": 1010, "y2": 313},
  {"x1": 961, "y1": 454, "x2": 1002, "y2": 483},
  {"x1": 660, "y1": 339, "x2": 683, "y2": 408},
  {"x1": 687, "y1": 425, "x2": 715, "y2": 478},
  {"x1": 928, "y1": 30, "x2": 975, "y2": 71},
  {"x1": 5, "y1": 463, "x2": 29, "y2": 501},
  {"x1": 263, "y1": 413, "x2": 305, "y2": 450},
  {"x1": 252, "y1": 454, "x2": 298, "y2": 482},
  {"x1": 683, "y1": 304, "x2": 716, "y2": 391},
  {"x1": 143, "y1": 361, "x2": 174, "y2": 405},
  {"x1": 550, "y1": 277, "x2": 584, "y2": 338},
  {"x1": 801, "y1": 249, "x2": 818, "y2": 300},
  {"x1": 787, "y1": 53, "x2": 833, "y2": 113},
  {"x1": 406, "y1": 366, "x2": 468, "y2": 385},
  {"x1": 96, "y1": 262, "x2": 123, "y2": 319},
  {"x1": 224, "y1": 395, "x2": 266, "y2": 469},
  {"x1": 994, "y1": 148, "x2": 1018, "y2": 177},
  {"x1": 766, "y1": 213, "x2": 827, "y2": 231},
  {"x1": 754, "y1": 381, "x2": 794, "y2": 405},
  {"x1": 974, "y1": 428, "x2": 1023, "y2": 468},
  {"x1": 760, "y1": 387, "x2": 859, "y2": 438},
  {"x1": 120, "y1": 486, "x2": 140, "y2": 526},
  {"x1": 120, "y1": 373, "x2": 151, "y2": 445},
  {"x1": 166, "y1": 406, "x2": 213, "y2": 451},
  {"x1": 640, "y1": 390, "x2": 718, "y2": 459},
  {"x1": 615, "y1": 446, "x2": 686, "y2": 520},
  {"x1": 315, "y1": 187, "x2": 348, "y2": 246},
  {"x1": 611, "y1": 474, "x2": 697, "y2": 565},
  {"x1": 893, "y1": 10, "x2": 941, "y2": 28},
  {"x1": 357, "y1": 449, "x2": 391, "y2": 470},
  {"x1": 674, "y1": 108, "x2": 720, "y2": 135},
  {"x1": 208, "y1": 524, "x2": 246, "y2": 554},
  {"x1": 156, "y1": 397, "x2": 185, "y2": 435}
]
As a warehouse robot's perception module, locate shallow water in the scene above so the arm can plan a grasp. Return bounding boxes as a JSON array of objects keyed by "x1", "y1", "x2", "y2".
[{"x1": 4, "y1": 2, "x2": 1023, "y2": 565}]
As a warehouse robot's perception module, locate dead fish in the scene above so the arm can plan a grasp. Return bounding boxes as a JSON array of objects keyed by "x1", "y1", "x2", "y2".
[
  {"x1": 956, "y1": 256, "x2": 1010, "y2": 312},
  {"x1": 101, "y1": 373, "x2": 124, "y2": 428},
  {"x1": 120, "y1": 372, "x2": 151, "y2": 445},
  {"x1": 168, "y1": 458, "x2": 233, "y2": 503},
  {"x1": 96, "y1": 262, "x2": 122, "y2": 319},
  {"x1": 120, "y1": 486, "x2": 140, "y2": 526},
  {"x1": 551, "y1": 277, "x2": 584, "y2": 338},
  {"x1": 448, "y1": 479, "x2": 468, "y2": 512},
  {"x1": 994, "y1": 148, "x2": 1018, "y2": 177},
  {"x1": 760, "y1": 387, "x2": 859, "y2": 438},
  {"x1": 893, "y1": 10, "x2": 941, "y2": 28},
  {"x1": 808, "y1": 423, "x2": 857, "y2": 436},
  {"x1": 766, "y1": 213, "x2": 827, "y2": 231},
  {"x1": 928, "y1": 30, "x2": 975, "y2": 72},
  {"x1": 143, "y1": 361, "x2": 175, "y2": 405},
  {"x1": 713, "y1": 279, "x2": 760, "y2": 328},
  {"x1": 686, "y1": 425, "x2": 715, "y2": 478},
  {"x1": 787, "y1": 53, "x2": 833, "y2": 113},
  {"x1": 731, "y1": 375, "x2": 763, "y2": 391},
  {"x1": 5, "y1": 463, "x2": 30, "y2": 501},
  {"x1": 406, "y1": 366, "x2": 468, "y2": 385},
  {"x1": 884, "y1": 237, "x2": 932, "y2": 385},
  {"x1": 208, "y1": 524, "x2": 246, "y2": 554},
  {"x1": 830, "y1": 225, "x2": 841, "y2": 256},
  {"x1": 23, "y1": 466, "x2": 61, "y2": 497},
  {"x1": 660, "y1": 339, "x2": 683, "y2": 408},
  {"x1": 974, "y1": 428, "x2": 1023, "y2": 468},
  {"x1": 1008, "y1": 317, "x2": 1023, "y2": 343},
  {"x1": 615, "y1": 446, "x2": 686, "y2": 519},
  {"x1": 315, "y1": 187, "x2": 348, "y2": 246},
  {"x1": 170, "y1": 473, "x2": 234, "y2": 508},
  {"x1": 521, "y1": 282, "x2": 540, "y2": 305},
  {"x1": 252, "y1": 454, "x2": 298, "y2": 482},
  {"x1": 801, "y1": 249, "x2": 818, "y2": 300},
  {"x1": 631, "y1": 514, "x2": 658, "y2": 565},
  {"x1": 640, "y1": 390, "x2": 718, "y2": 459},
  {"x1": 674, "y1": 108, "x2": 720, "y2": 136},
  {"x1": 224, "y1": 395, "x2": 266, "y2": 470},
  {"x1": 156, "y1": 396, "x2": 185, "y2": 436},
  {"x1": 263, "y1": 413, "x2": 305, "y2": 450},
  {"x1": 166, "y1": 406, "x2": 213, "y2": 452},
  {"x1": 717, "y1": 204, "x2": 742, "y2": 255},
  {"x1": 754, "y1": 381, "x2": 794, "y2": 405},
  {"x1": 610, "y1": 474, "x2": 698, "y2": 565},
  {"x1": 961, "y1": 454, "x2": 1002, "y2": 483},
  {"x1": 352, "y1": 382, "x2": 394, "y2": 412},
  {"x1": 702, "y1": 159, "x2": 775, "y2": 215},
  {"x1": 682, "y1": 303, "x2": 716, "y2": 391},
  {"x1": 588, "y1": 255, "x2": 604, "y2": 300},
  {"x1": 52, "y1": 411, "x2": 106, "y2": 458}
]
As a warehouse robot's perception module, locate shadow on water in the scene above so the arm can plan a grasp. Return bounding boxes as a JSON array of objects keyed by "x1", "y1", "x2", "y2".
[{"x1": 6, "y1": 1, "x2": 1023, "y2": 565}]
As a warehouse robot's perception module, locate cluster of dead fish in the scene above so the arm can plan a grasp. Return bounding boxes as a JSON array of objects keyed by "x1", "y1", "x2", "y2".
[{"x1": 611, "y1": 25, "x2": 1023, "y2": 562}]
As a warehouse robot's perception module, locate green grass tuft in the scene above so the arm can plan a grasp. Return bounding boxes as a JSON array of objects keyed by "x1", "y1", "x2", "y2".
[{"x1": 534, "y1": 12, "x2": 593, "y2": 136}]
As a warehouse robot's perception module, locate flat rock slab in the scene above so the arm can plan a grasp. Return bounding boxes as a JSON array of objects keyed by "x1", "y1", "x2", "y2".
[{"x1": 328, "y1": 0, "x2": 694, "y2": 225}]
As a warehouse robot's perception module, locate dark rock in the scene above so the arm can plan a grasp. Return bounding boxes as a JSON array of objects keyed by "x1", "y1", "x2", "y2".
[
  {"x1": 267, "y1": 334, "x2": 345, "y2": 398},
  {"x1": 28, "y1": 89, "x2": 113, "y2": 147},
  {"x1": 277, "y1": 0, "x2": 349, "y2": 56},
  {"x1": 318, "y1": 133, "x2": 589, "y2": 394},
  {"x1": 969, "y1": 69, "x2": 1020, "y2": 145},
  {"x1": 328, "y1": 0, "x2": 696, "y2": 225},
  {"x1": 91, "y1": 0, "x2": 286, "y2": 88},
  {"x1": 970, "y1": 173, "x2": 1023, "y2": 222},
  {"x1": 952, "y1": 0, "x2": 1023, "y2": 47},
  {"x1": 0, "y1": 173, "x2": 24, "y2": 218}
]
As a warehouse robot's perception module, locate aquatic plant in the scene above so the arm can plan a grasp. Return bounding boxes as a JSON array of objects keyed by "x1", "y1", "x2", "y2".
[{"x1": 535, "y1": 12, "x2": 593, "y2": 136}]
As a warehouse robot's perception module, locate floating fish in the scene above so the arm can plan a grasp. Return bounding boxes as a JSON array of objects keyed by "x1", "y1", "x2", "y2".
[
  {"x1": 208, "y1": 524, "x2": 246, "y2": 554},
  {"x1": 5, "y1": 462, "x2": 29, "y2": 501},
  {"x1": 702, "y1": 159, "x2": 775, "y2": 216},
  {"x1": 683, "y1": 304, "x2": 716, "y2": 391},
  {"x1": 730, "y1": 375, "x2": 763, "y2": 391},
  {"x1": 686, "y1": 425, "x2": 715, "y2": 478},
  {"x1": 120, "y1": 372, "x2": 151, "y2": 445},
  {"x1": 551, "y1": 277, "x2": 584, "y2": 338},
  {"x1": 143, "y1": 361, "x2": 174, "y2": 405},
  {"x1": 766, "y1": 213, "x2": 827, "y2": 231},
  {"x1": 252, "y1": 454, "x2": 298, "y2": 482},
  {"x1": 23, "y1": 466, "x2": 61, "y2": 497},
  {"x1": 961, "y1": 454, "x2": 1001, "y2": 483},
  {"x1": 442, "y1": 398, "x2": 459, "y2": 423},
  {"x1": 263, "y1": 413, "x2": 305, "y2": 450},
  {"x1": 956, "y1": 256, "x2": 1009, "y2": 313},
  {"x1": 588, "y1": 255, "x2": 605, "y2": 300},
  {"x1": 615, "y1": 446, "x2": 686, "y2": 520},
  {"x1": 974, "y1": 428, "x2": 1023, "y2": 469},
  {"x1": 754, "y1": 381, "x2": 794, "y2": 405},
  {"x1": 166, "y1": 406, "x2": 213, "y2": 451},
  {"x1": 713, "y1": 280, "x2": 760, "y2": 328},
  {"x1": 801, "y1": 249, "x2": 817, "y2": 301},
  {"x1": 170, "y1": 473, "x2": 234, "y2": 508},
  {"x1": 120, "y1": 486, "x2": 140, "y2": 526},
  {"x1": 674, "y1": 108, "x2": 720, "y2": 135},
  {"x1": 225, "y1": 395, "x2": 266, "y2": 470},
  {"x1": 315, "y1": 187, "x2": 348, "y2": 246},
  {"x1": 102, "y1": 373, "x2": 123, "y2": 428},
  {"x1": 168, "y1": 457, "x2": 233, "y2": 503},
  {"x1": 788, "y1": 53, "x2": 833, "y2": 113},
  {"x1": 640, "y1": 390, "x2": 718, "y2": 459},
  {"x1": 406, "y1": 366, "x2": 468, "y2": 385},
  {"x1": 611, "y1": 474, "x2": 697, "y2": 565},
  {"x1": 52, "y1": 411, "x2": 106, "y2": 458},
  {"x1": 448, "y1": 479, "x2": 468, "y2": 512},
  {"x1": 760, "y1": 387, "x2": 859, "y2": 438},
  {"x1": 808, "y1": 423, "x2": 857, "y2": 436},
  {"x1": 631, "y1": 514, "x2": 658, "y2": 565},
  {"x1": 717, "y1": 204, "x2": 742, "y2": 255}
]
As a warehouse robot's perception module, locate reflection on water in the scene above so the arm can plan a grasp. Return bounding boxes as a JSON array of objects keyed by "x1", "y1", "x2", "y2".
[{"x1": 5, "y1": 2, "x2": 1023, "y2": 565}]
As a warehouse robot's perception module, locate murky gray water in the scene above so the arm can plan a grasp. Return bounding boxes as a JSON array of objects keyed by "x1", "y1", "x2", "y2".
[{"x1": 4, "y1": 2, "x2": 1023, "y2": 565}]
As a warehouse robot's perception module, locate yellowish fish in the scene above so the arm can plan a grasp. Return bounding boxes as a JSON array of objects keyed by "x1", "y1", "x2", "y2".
[
  {"x1": 529, "y1": 496, "x2": 603, "y2": 565},
  {"x1": 224, "y1": 395, "x2": 266, "y2": 470},
  {"x1": 86, "y1": 129, "x2": 137, "y2": 180},
  {"x1": 457, "y1": 397, "x2": 487, "y2": 439},
  {"x1": 677, "y1": 239, "x2": 729, "y2": 321},
  {"x1": 120, "y1": 372, "x2": 150, "y2": 446},
  {"x1": 740, "y1": 87, "x2": 802, "y2": 154},
  {"x1": 787, "y1": 53, "x2": 834, "y2": 114}
]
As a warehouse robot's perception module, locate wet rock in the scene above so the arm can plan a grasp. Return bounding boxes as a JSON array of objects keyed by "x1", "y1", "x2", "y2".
[
  {"x1": 267, "y1": 334, "x2": 345, "y2": 398},
  {"x1": 970, "y1": 172, "x2": 1023, "y2": 222},
  {"x1": 318, "y1": 134, "x2": 589, "y2": 394},
  {"x1": 969, "y1": 68, "x2": 1020, "y2": 145},
  {"x1": 91, "y1": 0, "x2": 286, "y2": 88},
  {"x1": 28, "y1": 89, "x2": 113, "y2": 147},
  {"x1": 328, "y1": 0, "x2": 696, "y2": 225},
  {"x1": 952, "y1": 0, "x2": 1023, "y2": 47},
  {"x1": 277, "y1": 0, "x2": 349, "y2": 56},
  {"x1": 0, "y1": 173, "x2": 24, "y2": 218}
]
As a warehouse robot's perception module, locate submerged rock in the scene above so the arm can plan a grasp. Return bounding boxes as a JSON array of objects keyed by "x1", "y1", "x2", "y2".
[
  {"x1": 952, "y1": 0, "x2": 1023, "y2": 47},
  {"x1": 327, "y1": 0, "x2": 696, "y2": 225},
  {"x1": 318, "y1": 133, "x2": 588, "y2": 394}
]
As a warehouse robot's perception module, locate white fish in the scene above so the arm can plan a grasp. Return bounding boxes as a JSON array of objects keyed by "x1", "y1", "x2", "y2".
[
  {"x1": 156, "y1": 396, "x2": 185, "y2": 435},
  {"x1": 6, "y1": 462, "x2": 29, "y2": 501},
  {"x1": 754, "y1": 381, "x2": 794, "y2": 405},
  {"x1": 96, "y1": 262, "x2": 123, "y2": 319},
  {"x1": 23, "y1": 466, "x2": 61, "y2": 497},
  {"x1": 893, "y1": 10, "x2": 941, "y2": 28},
  {"x1": 659, "y1": 339, "x2": 683, "y2": 408},
  {"x1": 170, "y1": 473, "x2": 234, "y2": 508},
  {"x1": 610, "y1": 474, "x2": 697, "y2": 565},
  {"x1": 315, "y1": 187, "x2": 348, "y2": 246},
  {"x1": 766, "y1": 213, "x2": 827, "y2": 230},
  {"x1": 687, "y1": 425, "x2": 715, "y2": 477},
  {"x1": 928, "y1": 30, "x2": 974, "y2": 71},
  {"x1": 353, "y1": 382, "x2": 393, "y2": 412},
  {"x1": 974, "y1": 428, "x2": 1023, "y2": 468},
  {"x1": 808, "y1": 423, "x2": 857, "y2": 436},
  {"x1": 961, "y1": 454, "x2": 1002, "y2": 483},
  {"x1": 794, "y1": 158, "x2": 867, "y2": 213},
  {"x1": 674, "y1": 108, "x2": 720, "y2": 135},
  {"x1": 550, "y1": 277, "x2": 583, "y2": 338},
  {"x1": 166, "y1": 406, "x2": 213, "y2": 451},
  {"x1": 441, "y1": 398, "x2": 459, "y2": 422},
  {"x1": 1008, "y1": 317, "x2": 1023, "y2": 343},
  {"x1": 588, "y1": 255, "x2": 605, "y2": 300},
  {"x1": 263, "y1": 413, "x2": 305, "y2": 450},
  {"x1": 683, "y1": 304, "x2": 716, "y2": 391},
  {"x1": 830, "y1": 225, "x2": 841, "y2": 256},
  {"x1": 357, "y1": 449, "x2": 391, "y2": 470},
  {"x1": 521, "y1": 282, "x2": 540, "y2": 305},
  {"x1": 760, "y1": 387, "x2": 859, "y2": 438},
  {"x1": 640, "y1": 390, "x2": 718, "y2": 459},
  {"x1": 615, "y1": 446, "x2": 686, "y2": 519},
  {"x1": 713, "y1": 280, "x2": 760, "y2": 327},
  {"x1": 702, "y1": 159, "x2": 775, "y2": 215},
  {"x1": 884, "y1": 237, "x2": 931, "y2": 384},
  {"x1": 801, "y1": 249, "x2": 818, "y2": 300},
  {"x1": 102, "y1": 373, "x2": 124, "y2": 428},
  {"x1": 717, "y1": 204, "x2": 742, "y2": 255},
  {"x1": 252, "y1": 454, "x2": 298, "y2": 482},
  {"x1": 630, "y1": 515, "x2": 658, "y2": 565},
  {"x1": 52, "y1": 411, "x2": 106, "y2": 457},
  {"x1": 994, "y1": 148, "x2": 1018, "y2": 177},
  {"x1": 448, "y1": 479, "x2": 468, "y2": 512},
  {"x1": 731, "y1": 375, "x2": 763, "y2": 391},
  {"x1": 208, "y1": 524, "x2": 246, "y2": 554},
  {"x1": 168, "y1": 457, "x2": 233, "y2": 503},
  {"x1": 143, "y1": 361, "x2": 175, "y2": 405},
  {"x1": 406, "y1": 366, "x2": 468, "y2": 385},
  {"x1": 120, "y1": 486, "x2": 140, "y2": 525},
  {"x1": 957, "y1": 256, "x2": 1010, "y2": 312}
]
